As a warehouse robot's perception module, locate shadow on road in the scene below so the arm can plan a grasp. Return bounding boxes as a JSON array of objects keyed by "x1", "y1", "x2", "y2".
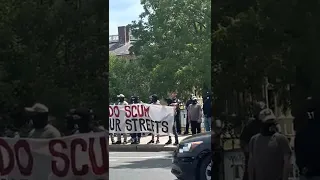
[{"x1": 111, "y1": 156, "x2": 173, "y2": 169}]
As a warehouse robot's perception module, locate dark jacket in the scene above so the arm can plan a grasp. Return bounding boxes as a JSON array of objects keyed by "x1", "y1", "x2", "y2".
[{"x1": 203, "y1": 98, "x2": 212, "y2": 117}]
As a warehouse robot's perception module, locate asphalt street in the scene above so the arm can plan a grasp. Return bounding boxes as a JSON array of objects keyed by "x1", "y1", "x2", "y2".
[{"x1": 109, "y1": 151, "x2": 177, "y2": 180}]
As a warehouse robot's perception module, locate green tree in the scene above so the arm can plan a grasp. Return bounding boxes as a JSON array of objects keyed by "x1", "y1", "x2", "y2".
[
  {"x1": 0, "y1": 0, "x2": 108, "y2": 127},
  {"x1": 109, "y1": 54, "x2": 151, "y2": 102},
  {"x1": 129, "y1": 0, "x2": 211, "y2": 99}
]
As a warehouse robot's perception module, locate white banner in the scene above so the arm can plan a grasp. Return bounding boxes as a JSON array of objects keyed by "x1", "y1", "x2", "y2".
[
  {"x1": 109, "y1": 104, "x2": 175, "y2": 135},
  {"x1": 0, "y1": 132, "x2": 108, "y2": 180}
]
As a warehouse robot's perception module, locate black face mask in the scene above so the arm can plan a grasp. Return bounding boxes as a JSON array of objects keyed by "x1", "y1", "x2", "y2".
[
  {"x1": 260, "y1": 123, "x2": 276, "y2": 136},
  {"x1": 77, "y1": 118, "x2": 91, "y2": 133},
  {"x1": 32, "y1": 113, "x2": 49, "y2": 129},
  {"x1": 119, "y1": 97, "x2": 124, "y2": 102}
]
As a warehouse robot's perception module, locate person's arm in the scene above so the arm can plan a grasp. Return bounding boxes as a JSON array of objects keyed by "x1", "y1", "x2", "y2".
[{"x1": 277, "y1": 134, "x2": 292, "y2": 180}]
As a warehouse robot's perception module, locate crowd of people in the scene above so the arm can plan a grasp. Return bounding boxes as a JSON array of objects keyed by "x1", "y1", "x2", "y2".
[
  {"x1": 237, "y1": 96, "x2": 320, "y2": 180},
  {"x1": 110, "y1": 92, "x2": 213, "y2": 145},
  {"x1": 1, "y1": 103, "x2": 105, "y2": 139}
]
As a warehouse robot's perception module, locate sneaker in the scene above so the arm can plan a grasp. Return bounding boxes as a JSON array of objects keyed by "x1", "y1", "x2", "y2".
[
  {"x1": 165, "y1": 139, "x2": 172, "y2": 145},
  {"x1": 183, "y1": 132, "x2": 189, "y2": 135},
  {"x1": 156, "y1": 140, "x2": 160, "y2": 144},
  {"x1": 173, "y1": 141, "x2": 179, "y2": 145},
  {"x1": 147, "y1": 140, "x2": 154, "y2": 144}
]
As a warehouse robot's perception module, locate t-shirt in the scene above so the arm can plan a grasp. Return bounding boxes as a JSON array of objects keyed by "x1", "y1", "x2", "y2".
[
  {"x1": 249, "y1": 133, "x2": 292, "y2": 180},
  {"x1": 187, "y1": 104, "x2": 202, "y2": 121},
  {"x1": 28, "y1": 124, "x2": 61, "y2": 139}
]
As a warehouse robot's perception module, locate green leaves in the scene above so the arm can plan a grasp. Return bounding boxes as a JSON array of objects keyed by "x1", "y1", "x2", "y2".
[
  {"x1": 0, "y1": 0, "x2": 108, "y2": 120},
  {"x1": 127, "y1": 0, "x2": 211, "y2": 99}
]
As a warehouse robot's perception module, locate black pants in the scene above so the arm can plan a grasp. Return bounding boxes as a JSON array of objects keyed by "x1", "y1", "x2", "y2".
[
  {"x1": 185, "y1": 121, "x2": 189, "y2": 133},
  {"x1": 242, "y1": 153, "x2": 249, "y2": 180},
  {"x1": 175, "y1": 116, "x2": 181, "y2": 134},
  {"x1": 184, "y1": 114, "x2": 189, "y2": 133},
  {"x1": 169, "y1": 123, "x2": 179, "y2": 142},
  {"x1": 190, "y1": 121, "x2": 201, "y2": 135},
  {"x1": 131, "y1": 133, "x2": 141, "y2": 141}
]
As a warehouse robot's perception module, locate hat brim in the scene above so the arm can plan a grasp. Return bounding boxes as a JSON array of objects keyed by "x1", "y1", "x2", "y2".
[{"x1": 25, "y1": 107, "x2": 35, "y2": 112}]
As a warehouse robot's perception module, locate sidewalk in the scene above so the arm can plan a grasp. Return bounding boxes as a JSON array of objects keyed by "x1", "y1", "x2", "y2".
[{"x1": 109, "y1": 134, "x2": 191, "y2": 152}]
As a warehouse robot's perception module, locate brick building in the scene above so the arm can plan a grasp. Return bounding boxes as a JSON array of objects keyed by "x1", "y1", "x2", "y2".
[{"x1": 109, "y1": 25, "x2": 136, "y2": 59}]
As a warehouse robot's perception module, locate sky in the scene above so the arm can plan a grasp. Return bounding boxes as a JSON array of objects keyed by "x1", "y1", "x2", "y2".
[{"x1": 109, "y1": 0, "x2": 144, "y2": 35}]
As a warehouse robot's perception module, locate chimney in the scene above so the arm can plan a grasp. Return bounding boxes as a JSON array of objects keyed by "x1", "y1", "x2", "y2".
[
  {"x1": 125, "y1": 25, "x2": 130, "y2": 43},
  {"x1": 118, "y1": 26, "x2": 126, "y2": 44}
]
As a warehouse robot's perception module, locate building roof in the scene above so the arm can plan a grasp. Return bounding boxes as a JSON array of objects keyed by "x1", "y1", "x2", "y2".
[{"x1": 109, "y1": 42, "x2": 133, "y2": 56}]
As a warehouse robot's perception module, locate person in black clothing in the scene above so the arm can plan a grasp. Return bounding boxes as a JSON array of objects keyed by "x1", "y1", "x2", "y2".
[
  {"x1": 165, "y1": 98, "x2": 179, "y2": 145},
  {"x1": 130, "y1": 96, "x2": 142, "y2": 144},
  {"x1": 184, "y1": 94, "x2": 194, "y2": 135},
  {"x1": 203, "y1": 92, "x2": 212, "y2": 131},
  {"x1": 72, "y1": 107, "x2": 95, "y2": 133},
  {"x1": 294, "y1": 96, "x2": 320, "y2": 180},
  {"x1": 171, "y1": 95, "x2": 181, "y2": 134}
]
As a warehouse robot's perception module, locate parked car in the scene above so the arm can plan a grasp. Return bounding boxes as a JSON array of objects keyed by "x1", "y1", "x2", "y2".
[{"x1": 171, "y1": 131, "x2": 221, "y2": 180}]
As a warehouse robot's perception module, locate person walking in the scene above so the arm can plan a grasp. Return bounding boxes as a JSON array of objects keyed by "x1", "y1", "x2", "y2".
[
  {"x1": 187, "y1": 97, "x2": 202, "y2": 135},
  {"x1": 248, "y1": 108, "x2": 291, "y2": 180},
  {"x1": 148, "y1": 94, "x2": 161, "y2": 144},
  {"x1": 203, "y1": 92, "x2": 212, "y2": 132},
  {"x1": 114, "y1": 94, "x2": 128, "y2": 144},
  {"x1": 25, "y1": 103, "x2": 61, "y2": 139},
  {"x1": 183, "y1": 94, "x2": 194, "y2": 135}
]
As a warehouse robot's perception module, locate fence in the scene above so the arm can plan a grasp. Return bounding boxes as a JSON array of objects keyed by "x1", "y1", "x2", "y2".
[{"x1": 223, "y1": 149, "x2": 300, "y2": 180}]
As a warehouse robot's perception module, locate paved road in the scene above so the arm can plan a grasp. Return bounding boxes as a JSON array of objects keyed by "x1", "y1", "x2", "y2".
[{"x1": 109, "y1": 152, "x2": 177, "y2": 180}]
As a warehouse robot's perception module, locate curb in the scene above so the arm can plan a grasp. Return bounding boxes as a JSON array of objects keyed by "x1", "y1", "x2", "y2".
[{"x1": 109, "y1": 144, "x2": 177, "y2": 152}]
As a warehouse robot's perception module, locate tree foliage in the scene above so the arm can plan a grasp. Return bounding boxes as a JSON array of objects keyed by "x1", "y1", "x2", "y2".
[
  {"x1": 125, "y1": 0, "x2": 211, "y2": 100},
  {"x1": 0, "y1": 0, "x2": 108, "y2": 126},
  {"x1": 213, "y1": 0, "x2": 320, "y2": 121}
]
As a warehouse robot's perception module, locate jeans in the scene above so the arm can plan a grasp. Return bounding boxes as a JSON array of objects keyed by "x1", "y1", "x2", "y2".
[{"x1": 204, "y1": 117, "x2": 212, "y2": 132}]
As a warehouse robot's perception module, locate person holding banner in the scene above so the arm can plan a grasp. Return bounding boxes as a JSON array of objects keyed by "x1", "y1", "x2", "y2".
[
  {"x1": 114, "y1": 94, "x2": 129, "y2": 144},
  {"x1": 25, "y1": 103, "x2": 61, "y2": 139},
  {"x1": 165, "y1": 98, "x2": 179, "y2": 145},
  {"x1": 130, "y1": 95, "x2": 142, "y2": 144},
  {"x1": 148, "y1": 94, "x2": 161, "y2": 144},
  {"x1": 183, "y1": 94, "x2": 194, "y2": 135}
]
